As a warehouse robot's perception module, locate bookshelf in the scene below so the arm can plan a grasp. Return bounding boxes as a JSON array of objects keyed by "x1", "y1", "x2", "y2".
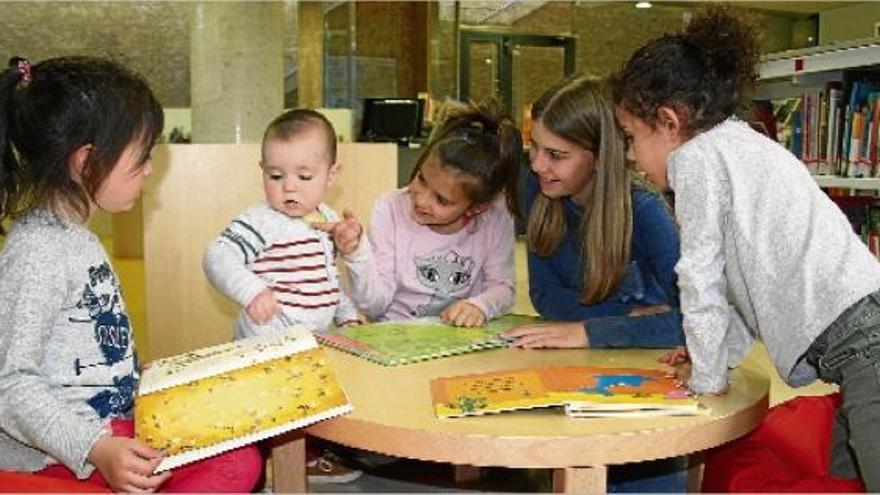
[
  {"x1": 757, "y1": 41, "x2": 880, "y2": 258},
  {"x1": 813, "y1": 176, "x2": 880, "y2": 191},
  {"x1": 759, "y1": 39, "x2": 880, "y2": 80},
  {"x1": 756, "y1": 38, "x2": 880, "y2": 183}
]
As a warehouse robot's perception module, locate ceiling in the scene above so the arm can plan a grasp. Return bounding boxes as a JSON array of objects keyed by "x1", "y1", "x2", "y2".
[
  {"x1": 457, "y1": 1, "x2": 865, "y2": 24},
  {"x1": 0, "y1": 1, "x2": 871, "y2": 107}
]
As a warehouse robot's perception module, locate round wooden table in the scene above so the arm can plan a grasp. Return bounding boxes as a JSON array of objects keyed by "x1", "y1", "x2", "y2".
[{"x1": 272, "y1": 346, "x2": 770, "y2": 493}]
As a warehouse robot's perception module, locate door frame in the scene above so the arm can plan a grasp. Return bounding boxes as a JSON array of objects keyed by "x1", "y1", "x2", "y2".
[{"x1": 459, "y1": 29, "x2": 576, "y2": 113}]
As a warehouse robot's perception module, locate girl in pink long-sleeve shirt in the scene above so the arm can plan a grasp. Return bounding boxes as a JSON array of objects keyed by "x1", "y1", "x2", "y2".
[{"x1": 316, "y1": 101, "x2": 522, "y2": 327}]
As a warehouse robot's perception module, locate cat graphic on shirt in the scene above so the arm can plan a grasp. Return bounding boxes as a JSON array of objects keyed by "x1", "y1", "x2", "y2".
[{"x1": 413, "y1": 251, "x2": 474, "y2": 317}]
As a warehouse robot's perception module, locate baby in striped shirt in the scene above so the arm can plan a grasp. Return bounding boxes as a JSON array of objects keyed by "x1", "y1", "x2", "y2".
[{"x1": 203, "y1": 109, "x2": 360, "y2": 339}]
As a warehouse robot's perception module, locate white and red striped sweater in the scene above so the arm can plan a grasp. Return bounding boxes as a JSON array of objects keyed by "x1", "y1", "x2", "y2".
[{"x1": 203, "y1": 202, "x2": 359, "y2": 339}]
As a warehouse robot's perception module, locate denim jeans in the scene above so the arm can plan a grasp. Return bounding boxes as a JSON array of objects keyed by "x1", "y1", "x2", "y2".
[
  {"x1": 608, "y1": 457, "x2": 688, "y2": 493},
  {"x1": 807, "y1": 289, "x2": 880, "y2": 492}
]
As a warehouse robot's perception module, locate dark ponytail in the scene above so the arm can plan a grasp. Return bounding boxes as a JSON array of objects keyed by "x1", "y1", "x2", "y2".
[
  {"x1": 610, "y1": 5, "x2": 759, "y2": 135},
  {"x1": 412, "y1": 100, "x2": 523, "y2": 218},
  {"x1": 0, "y1": 59, "x2": 28, "y2": 234},
  {"x1": 0, "y1": 56, "x2": 163, "y2": 230}
]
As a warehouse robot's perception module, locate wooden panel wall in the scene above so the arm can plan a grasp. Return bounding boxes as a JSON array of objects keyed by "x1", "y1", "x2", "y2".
[{"x1": 143, "y1": 143, "x2": 397, "y2": 359}]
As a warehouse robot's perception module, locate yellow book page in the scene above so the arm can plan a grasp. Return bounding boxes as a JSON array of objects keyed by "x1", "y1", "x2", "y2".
[{"x1": 432, "y1": 368, "x2": 557, "y2": 417}]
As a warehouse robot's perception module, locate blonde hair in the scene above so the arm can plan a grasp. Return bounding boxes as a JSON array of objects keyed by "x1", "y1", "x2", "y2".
[{"x1": 527, "y1": 76, "x2": 633, "y2": 305}]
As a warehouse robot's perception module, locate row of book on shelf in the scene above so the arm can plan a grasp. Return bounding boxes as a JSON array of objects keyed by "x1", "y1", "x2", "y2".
[
  {"x1": 770, "y1": 80, "x2": 880, "y2": 178},
  {"x1": 857, "y1": 203, "x2": 880, "y2": 260}
]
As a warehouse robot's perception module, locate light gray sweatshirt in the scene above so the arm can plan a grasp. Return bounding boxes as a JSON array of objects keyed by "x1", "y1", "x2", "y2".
[
  {"x1": 203, "y1": 202, "x2": 359, "y2": 339},
  {"x1": 0, "y1": 209, "x2": 137, "y2": 478},
  {"x1": 668, "y1": 118, "x2": 880, "y2": 394}
]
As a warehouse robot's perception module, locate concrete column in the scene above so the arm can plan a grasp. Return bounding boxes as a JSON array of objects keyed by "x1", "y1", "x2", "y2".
[
  {"x1": 297, "y1": 1, "x2": 324, "y2": 108},
  {"x1": 190, "y1": 1, "x2": 284, "y2": 143}
]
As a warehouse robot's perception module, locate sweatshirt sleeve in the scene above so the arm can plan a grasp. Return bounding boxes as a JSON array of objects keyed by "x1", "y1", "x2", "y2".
[
  {"x1": 466, "y1": 203, "x2": 516, "y2": 320},
  {"x1": 529, "y1": 248, "x2": 684, "y2": 348},
  {"x1": 584, "y1": 192, "x2": 685, "y2": 348},
  {"x1": 669, "y1": 146, "x2": 734, "y2": 394},
  {"x1": 0, "y1": 242, "x2": 107, "y2": 478},
  {"x1": 342, "y1": 194, "x2": 399, "y2": 320},
  {"x1": 203, "y1": 209, "x2": 271, "y2": 308}
]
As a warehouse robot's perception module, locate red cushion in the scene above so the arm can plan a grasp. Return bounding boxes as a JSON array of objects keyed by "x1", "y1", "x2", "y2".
[
  {"x1": 0, "y1": 470, "x2": 110, "y2": 493},
  {"x1": 702, "y1": 393, "x2": 865, "y2": 493}
]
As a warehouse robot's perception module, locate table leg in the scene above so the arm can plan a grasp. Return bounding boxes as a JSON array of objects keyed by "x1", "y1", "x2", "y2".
[
  {"x1": 552, "y1": 466, "x2": 607, "y2": 493},
  {"x1": 453, "y1": 464, "x2": 481, "y2": 483},
  {"x1": 271, "y1": 431, "x2": 307, "y2": 493},
  {"x1": 686, "y1": 452, "x2": 706, "y2": 492}
]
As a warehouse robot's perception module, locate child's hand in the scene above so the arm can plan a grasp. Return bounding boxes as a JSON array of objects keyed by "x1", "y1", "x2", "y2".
[
  {"x1": 312, "y1": 210, "x2": 363, "y2": 255},
  {"x1": 440, "y1": 301, "x2": 486, "y2": 327},
  {"x1": 629, "y1": 304, "x2": 671, "y2": 316},
  {"x1": 501, "y1": 322, "x2": 588, "y2": 348},
  {"x1": 88, "y1": 435, "x2": 170, "y2": 493},
  {"x1": 246, "y1": 289, "x2": 280, "y2": 325},
  {"x1": 659, "y1": 346, "x2": 689, "y2": 365}
]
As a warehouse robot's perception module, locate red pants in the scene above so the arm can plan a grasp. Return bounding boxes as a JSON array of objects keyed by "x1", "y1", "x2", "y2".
[{"x1": 36, "y1": 419, "x2": 263, "y2": 493}]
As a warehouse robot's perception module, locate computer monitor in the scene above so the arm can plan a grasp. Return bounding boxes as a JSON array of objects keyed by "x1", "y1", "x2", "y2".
[{"x1": 360, "y1": 98, "x2": 424, "y2": 144}]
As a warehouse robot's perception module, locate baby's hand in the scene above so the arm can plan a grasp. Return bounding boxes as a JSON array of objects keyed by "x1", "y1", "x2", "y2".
[
  {"x1": 440, "y1": 300, "x2": 486, "y2": 327},
  {"x1": 88, "y1": 435, "x2": 170, "y2": 493},
  {"x1": 246, "y1": 289, "x2": 280, "y2": 325},
  {"x1": 312, "y1": 210, "x2": 363, "y2": 255}
]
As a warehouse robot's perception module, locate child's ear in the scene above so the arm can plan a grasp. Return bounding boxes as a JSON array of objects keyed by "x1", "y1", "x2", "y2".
[
  {"x1": 327, "y1": 161, "x2": 341, "y2": 187},
  {"x1": 657, "y1": 106, "x2": 685, "y2": 133},
  {"x1": 656, "y1": 106, "x2": 686, "y2": 145},
  {"x1": 68, "y1": 144, "x2": 94, "y2": 183},
  {"x1": 465, "y1": 202, "x2": 489, "y2": 219}
]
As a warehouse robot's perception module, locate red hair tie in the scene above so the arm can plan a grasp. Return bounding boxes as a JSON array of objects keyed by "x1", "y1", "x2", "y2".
[{"x1": 16, "y1": 59, "x2": 32, "y2": 83}]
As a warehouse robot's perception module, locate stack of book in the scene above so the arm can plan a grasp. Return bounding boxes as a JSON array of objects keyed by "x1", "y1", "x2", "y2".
[{"x1": 431, "y1": 366, "x2": 703, "y2": 419}]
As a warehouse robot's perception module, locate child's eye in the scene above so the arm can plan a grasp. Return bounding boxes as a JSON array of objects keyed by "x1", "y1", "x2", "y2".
[
  {"x1": 548, "y1": 151, "x2": 563, "y2": 161},
  {"x1": 269, "y1": 173, "x2": 283, "y2": 181},
  {"x1": 299, "y1": 175, "x2": 313, "y2": 181},
  {"x1": 528, "y1": 147, "x2": 537, "y2": 161}
]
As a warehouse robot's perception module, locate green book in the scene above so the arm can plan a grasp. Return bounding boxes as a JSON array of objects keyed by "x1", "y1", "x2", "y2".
[{"x1": 316, "y1": 315, "x2": 538, "y2": 366}]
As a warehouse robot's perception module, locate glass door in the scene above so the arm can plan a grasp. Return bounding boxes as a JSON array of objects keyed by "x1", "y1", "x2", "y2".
[{"x1": 459, "y1": 30, "x2": 575, "y2": 126}]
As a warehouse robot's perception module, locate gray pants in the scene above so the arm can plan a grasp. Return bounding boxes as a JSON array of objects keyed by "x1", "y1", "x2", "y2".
[{"x1": 807, "y1": 289, "x2": 880, "y2": 491}]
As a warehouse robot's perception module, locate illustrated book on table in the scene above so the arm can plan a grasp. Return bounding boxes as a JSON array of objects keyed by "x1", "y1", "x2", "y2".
[
  {"x1": 431, "y1": 365, "x2": 702, "y2": 419},
  {"x1": 135, "y1": 325, "x2": 351, "y2": 471},
  {"x1": 315, "y1": 314, "x2": 537, "y2": 366}
]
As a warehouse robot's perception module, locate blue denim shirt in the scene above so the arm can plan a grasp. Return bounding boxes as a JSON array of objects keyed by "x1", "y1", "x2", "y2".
[{"x1": 523, "y1": 172, "x2": 684, "y2": 348}]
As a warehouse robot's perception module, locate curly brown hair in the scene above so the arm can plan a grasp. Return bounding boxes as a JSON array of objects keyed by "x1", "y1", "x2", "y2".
[{"x1": 609, "y1": 5, "x2": 760, "y2": 136}]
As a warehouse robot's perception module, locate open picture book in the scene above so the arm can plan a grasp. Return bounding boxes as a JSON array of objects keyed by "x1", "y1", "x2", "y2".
[
  {"x1": 135, "y1": 326, "x2": 351, "y2": 471},
  {"x1": 431, "y1": 365, "x2": 703, "y2": 419},
  {"x1": 315, "y1": 314, "x2": 538, "y2": 366}
]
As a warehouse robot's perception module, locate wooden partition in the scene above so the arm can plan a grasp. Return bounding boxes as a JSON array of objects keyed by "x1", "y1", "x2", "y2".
[{"x1": 143, "y1": 143, "x2": 397, "y2": 359}]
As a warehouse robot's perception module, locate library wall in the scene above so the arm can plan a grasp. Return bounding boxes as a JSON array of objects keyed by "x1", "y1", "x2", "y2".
[
  {"x1": 820, "y1": 3, "x2": 880, "y2": 44},
  {"x1": 429, "y1": 1, "x2": 796, "y2": 103}
]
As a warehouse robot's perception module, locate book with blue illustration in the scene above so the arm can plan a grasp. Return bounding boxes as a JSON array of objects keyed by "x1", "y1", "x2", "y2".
[
  {"x1": 430, "y1": 365, "x2": 702, "y2": 418},
  {"x1": 315, "y1": 314, "x2": 537, "y2": 366}
]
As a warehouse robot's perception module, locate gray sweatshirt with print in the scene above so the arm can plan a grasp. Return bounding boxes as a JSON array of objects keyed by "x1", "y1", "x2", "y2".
[{"x1": 0, "y1": 209, "x2": 138, "y2": 478}]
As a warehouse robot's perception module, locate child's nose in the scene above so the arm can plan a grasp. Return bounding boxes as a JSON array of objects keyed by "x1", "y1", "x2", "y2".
[{"x1": 530, "y1": 155, "x2": 547, "y2": 174}]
